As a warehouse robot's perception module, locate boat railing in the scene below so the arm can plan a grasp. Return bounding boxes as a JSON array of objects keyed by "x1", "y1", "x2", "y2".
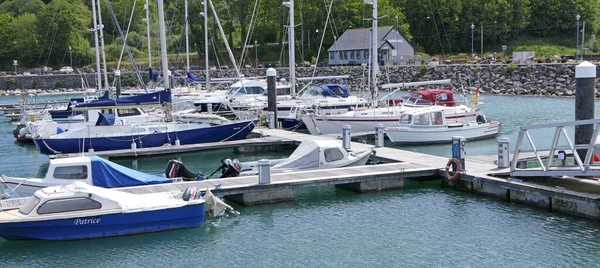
[{"x1": 510, "y1": 119, "x2": 600, "y2": 177}]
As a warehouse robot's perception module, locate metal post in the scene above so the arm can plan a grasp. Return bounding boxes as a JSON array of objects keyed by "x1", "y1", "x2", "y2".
[
  {"x1": 502, "y1": 45, "x2": 507, "y2": 63},
  {"x1": 207, "y1": 103, "x2": 213, "y2": 114},
  {"x1": 266, "y1": 68, "x2": 277, "y2": 126},
  {"x1": 575, "y1": 61, "x2": 596, "y2": 161},
  {"x1": 395, "y1": 15, "x2": 399, "y2": 65},
  {"x1": 471, "y1": 23, "x2": 475, "y2": 63},
  {"x1": 342, "y1": 125, "x2": 351, "y2": 150},
  {"x1": 497, "y1": 137, "x2": 510, "y2": 168},
  {"x1": 576, "y1": 14, "x2": 580, "y2": 62},
  {"x1": 258, "y1": 159, "x2": 271, "y2": 184},
  {"x1": 69, "y1": 46, "x2": 72, "y2": 68},
  {"x1": 254, "y1": 40, "x2": 258, "y2": 68},
  {"x1": 115, "y1": 69, "x2": 121, "y2": 98},
  {"x1": 268, "y1": 111, "x2": 275, "y2": 129},
  {"x1": 374, "y1": 124, "x2": 384, "y2": 148}
]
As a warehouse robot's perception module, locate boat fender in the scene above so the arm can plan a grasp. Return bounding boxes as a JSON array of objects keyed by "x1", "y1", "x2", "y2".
[{"x1": 444, "y1": 158, "x2": 462, "y2": 181}]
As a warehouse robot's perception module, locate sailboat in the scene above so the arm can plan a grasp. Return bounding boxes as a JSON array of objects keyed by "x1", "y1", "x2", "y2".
[{"x1": 31, "y1": 0, "x2": 257, "y2": 155}]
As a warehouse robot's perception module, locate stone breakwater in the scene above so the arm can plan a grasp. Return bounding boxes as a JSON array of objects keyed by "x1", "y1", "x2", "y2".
[{"x1": 1, "y1": 64, "x2": 598, "y2": 96}]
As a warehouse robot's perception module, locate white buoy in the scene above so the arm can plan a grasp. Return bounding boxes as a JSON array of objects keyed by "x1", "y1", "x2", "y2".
[
  {"x1": 175, "y1": 139, "x2": 181, "y2": 146},
  {"x1": 131, "y1": 142, "x2": 137, "y2": 150}
]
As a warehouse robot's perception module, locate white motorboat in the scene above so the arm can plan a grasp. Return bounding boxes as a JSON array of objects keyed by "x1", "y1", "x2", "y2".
[
  {"x1": 302, "y1": 85, "x2": 481, "y2": 135},
  {"x1": 1, "y1": 156, "x2": 186, "y2": 197},
  {"x1": 384, "y1": 106, "x2": 499, "y2": 144},
  {"x1": 165, "y1": 139, "x2": 374, "y2": 179}
]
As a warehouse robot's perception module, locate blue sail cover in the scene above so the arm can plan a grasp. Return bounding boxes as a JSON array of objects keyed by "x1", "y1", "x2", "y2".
[
  {"x1": 149, "y1": 67, "x2": 158, "y2": 82},
  {"x1": 95, "y1": 113, "x2": 115, "y2": 126},
  {"x1": 320, "y1": 84, "x2": 350, "y2": 98},
  {"x1": 187, "y1": 72, "x2": 205, "y2": 83},
  {"x1": 74, "y1": 89, "x2": 171, "y2": 108},
  {"x1": 90, "y1": 156, "x2": 171, "y2": 188}
]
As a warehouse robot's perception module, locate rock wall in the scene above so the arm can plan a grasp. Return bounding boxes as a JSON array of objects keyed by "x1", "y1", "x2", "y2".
[{"x1": 1, "y1": 64, "x2": 599, "y2": 96}]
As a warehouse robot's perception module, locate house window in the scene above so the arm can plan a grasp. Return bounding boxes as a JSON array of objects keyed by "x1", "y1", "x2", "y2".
[
  {"x1": 329, "y1": 52, "x2": 334, "y2": 60},
  {"x1": 357, "y1": 51, "x2": 361, "y2": 60},
  {"x1": 345, "y1": 51, "x2": 349, "y2": 60},
  {"x1": 350, "y1": 51, "x2": 355, "y2": 60},
  {"x1": 364, "y1": 50, "x2": 369, "y2": 59},
  {"x1": 339, "y1": 52, "x2": 343, "y2": 60}
]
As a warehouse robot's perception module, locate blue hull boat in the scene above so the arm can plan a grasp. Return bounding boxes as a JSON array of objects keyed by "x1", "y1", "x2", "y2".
[
  {"x1": 33, "y1": 120, "x2": 257, "y2": 154},
  {"x1": 0, "y1": 204, "x2": 205, "y2": 240},
  {"x1": 0, "y1": 182, "x2": 206, "y2": 241}
]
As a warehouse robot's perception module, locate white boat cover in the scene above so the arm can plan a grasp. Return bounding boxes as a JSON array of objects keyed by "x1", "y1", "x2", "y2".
[{"x1": 272, "y1": 140, "x2": 328, "y2": 169}]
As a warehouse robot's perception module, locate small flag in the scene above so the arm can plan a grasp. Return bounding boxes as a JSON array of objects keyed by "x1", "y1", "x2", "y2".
[{"x1": 594, "y1": 153, "x2": 599, "y2": 162}]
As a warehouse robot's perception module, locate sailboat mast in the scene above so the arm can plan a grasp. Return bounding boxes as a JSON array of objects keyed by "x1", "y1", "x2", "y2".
[
  {"x1": 208, "y1": 0, "x2": 242, "y2": 79},
  {"x1": 91, "y1": 0, "x2": 102, "y2": 92},
  {"x1": 145, "y1": 0, "x2": 152, "y2": 69},
  {"x1": 185, "y1": 0, "x2": 190, "y2": 73},
  {"x1": 204, "y1": 0, "x2": 210, "y2": 90},
  {"x1": 157, "y1": 0, "x2": 170, "y2": 88},
  {"x1": 96, "y1": 0, "x2": 109, "y2": 92},
  {"x1": 371, "y1": 0, "x2": 378, "y2": 107},
  {"x1": 288, "y1": 0, "x2": 296, "y2": 96}
]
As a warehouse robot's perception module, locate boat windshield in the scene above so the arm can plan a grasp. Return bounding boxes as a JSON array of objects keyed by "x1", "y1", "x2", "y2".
[
  {"x1": 401, "y1": 92, "x2": 433, "y2": 106},
  {"x1": 300, "y1": 86, "x2": 323, "y2": 97},
  {"x1": 18, "y1": 196, "x2": 41, "y2": 215},
  {"x1": 226, "y1": 86, "x2": 266, "y2": 95},
  {"x1": 399, "y1": 114, "x2": 412, "y2": 125}
]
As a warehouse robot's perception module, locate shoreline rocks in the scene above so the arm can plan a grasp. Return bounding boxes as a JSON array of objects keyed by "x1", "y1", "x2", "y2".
[{"x1": 0, "y1": 63, "x2": 598, "y2": 97}]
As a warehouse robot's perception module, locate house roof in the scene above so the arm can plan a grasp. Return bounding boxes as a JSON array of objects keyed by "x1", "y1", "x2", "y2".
[{"x1": 327, "y1": 26, "x2": 407, "y2": 52}]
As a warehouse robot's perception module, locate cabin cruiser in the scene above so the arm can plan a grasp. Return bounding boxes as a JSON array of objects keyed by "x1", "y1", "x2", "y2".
[{"x1": 384, "y1": 106, "x2": 499, "y2": 144}]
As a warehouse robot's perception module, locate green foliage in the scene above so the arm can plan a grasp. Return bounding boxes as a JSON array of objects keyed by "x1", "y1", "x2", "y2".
[
  {"x1": 506, "y1": 63, "x2": 517, "y2": 74},
  {"x1": 341, "y1": 66, "x2": 350, "y2": 74},
  {"x1": 416, "y1": 65, "x2": 431, "y2": 76},
  {"x1": 473, "y1": 66, "x2": 481, "y2": 74},
  {"x1": 121, "y1": 73, "x2": 140, "y2": 87},
  {"x1": 4, "y1": 78, "x2": 20, "y2": 88}
]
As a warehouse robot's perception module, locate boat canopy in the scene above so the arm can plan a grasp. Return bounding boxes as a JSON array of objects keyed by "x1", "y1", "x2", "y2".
[
  {"x1": 272, "y1": 140, "x2": 344, "y2": 170},
  {"x1": 90, "y1": 156, "x2": 171, "y2": 188},
  {"x1": 95, "y1": 113, "x2": 115, "y2": 126},
  {"x1": 403, "y1": 89, "x2": 456, "y2": 107},
  {"x1": 300, "y1": 84, "x2": 350, "y2": 98}
]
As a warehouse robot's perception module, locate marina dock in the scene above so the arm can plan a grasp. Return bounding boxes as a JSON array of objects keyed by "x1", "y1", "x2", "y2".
[{"x1": 6, "y1": 125, "x2": 600, "y2": 220}]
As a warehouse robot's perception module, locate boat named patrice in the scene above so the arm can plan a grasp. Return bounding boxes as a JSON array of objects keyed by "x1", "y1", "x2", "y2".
[{"x1": 0, "y1": 182, "x2": 205, "y2": 240}]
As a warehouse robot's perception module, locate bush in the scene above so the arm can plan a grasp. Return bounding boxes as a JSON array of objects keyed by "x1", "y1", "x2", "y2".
[
  {"x1": 506, "y1": 63, "x2": 517, "y2": 74},
  {"x1": 54, "y1": 81, "x2": 67, "y2": 89}
]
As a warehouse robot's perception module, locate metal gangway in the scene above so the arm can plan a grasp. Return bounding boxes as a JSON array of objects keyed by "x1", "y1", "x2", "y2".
[{"x1": 510, "y1": 119, "x2": 600, "y2": 177}]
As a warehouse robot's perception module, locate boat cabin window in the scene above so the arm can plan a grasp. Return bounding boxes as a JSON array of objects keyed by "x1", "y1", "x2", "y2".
[
  {"x1": 431, "y1": 112, "x2": 443, "y2": 125},
  {"x1": 399, "y1": 114, "x2": 412, "y2": 125},
  {"x1": 18, "y1": 196, "x2": 41, "y2": 215},
  {"x1": 117, "y1": 108, "x2": 142, "y2": 117},
  {"x1": 37, "y1": 197, "x2": 102, "y2": 215},
  {"x1": 53, "y1": 165, "x2": 88, "y2": 180},
  {"x1": 324, "y1": 148, "x2": 344, "y2": 162},
  {"x1": 230, "y1": 86, "x2": 265, "y2": 95},
  {"x1": 329, "y1": 86, "x2": 345, "y2": 97},
  {"x1": 413, "y1": 114, "x2": 430, "y2": 125}
]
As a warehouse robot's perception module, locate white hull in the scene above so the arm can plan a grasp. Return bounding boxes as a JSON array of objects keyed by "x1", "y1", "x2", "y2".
[
  {"x1": 385, "y1": 121, "x2": 500, "y2": 144},
  {"x1": 303, "y1": 108, "x2": 480, "y2": 135}
]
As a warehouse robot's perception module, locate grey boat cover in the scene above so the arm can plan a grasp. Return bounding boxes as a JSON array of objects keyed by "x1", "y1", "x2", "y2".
[{"x1": 272, "y1": 140, "x2": 324, "y2": 169}]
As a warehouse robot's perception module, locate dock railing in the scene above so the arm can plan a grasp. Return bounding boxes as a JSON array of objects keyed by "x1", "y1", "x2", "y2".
[{"x1": 510, "y1": 119, "x2": 600, "y2": 177}]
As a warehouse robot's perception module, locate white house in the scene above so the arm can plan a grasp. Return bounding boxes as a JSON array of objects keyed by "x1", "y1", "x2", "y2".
[{"x1": 327, "y1": 26, "x2": 414, "y2": 66}]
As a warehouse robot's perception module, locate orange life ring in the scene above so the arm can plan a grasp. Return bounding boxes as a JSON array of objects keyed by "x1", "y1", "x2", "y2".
[{"x1": 445, "y1": 158, "x2": 462, "y2": 181}]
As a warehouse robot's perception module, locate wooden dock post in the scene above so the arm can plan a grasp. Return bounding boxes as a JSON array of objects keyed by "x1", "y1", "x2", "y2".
[{"x1": 575, "y1": 61, "x2": 596, "y2": 161}]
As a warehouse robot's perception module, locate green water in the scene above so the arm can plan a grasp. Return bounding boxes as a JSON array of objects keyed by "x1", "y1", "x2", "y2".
[{"x1": 0, "y1": 93, "x2": 599, "y2": 267}]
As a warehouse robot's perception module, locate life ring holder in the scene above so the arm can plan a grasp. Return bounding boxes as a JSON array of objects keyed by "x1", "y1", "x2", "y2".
[{"x1": 444, "y1": 158, "x2": 462, "y2": 181}]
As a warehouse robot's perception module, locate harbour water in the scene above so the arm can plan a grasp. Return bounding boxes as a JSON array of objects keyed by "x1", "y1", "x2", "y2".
[{"x1": 1, "y1": 93, "x2": 600, "y2": 266}]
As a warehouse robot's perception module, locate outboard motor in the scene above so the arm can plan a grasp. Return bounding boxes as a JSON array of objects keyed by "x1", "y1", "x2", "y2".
[
  {"x1": 165, "y1": 160, "x2": 200, "y2": 181},
  {"x1": 220, "y1": 158, "x2": 242, "y2": 178},
  {"x1": 476, "y1": 114, "x2": 490, "y2": 124},
  {"x1": 182, "y1": 186, "x2": 202, "y2": 201}
]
